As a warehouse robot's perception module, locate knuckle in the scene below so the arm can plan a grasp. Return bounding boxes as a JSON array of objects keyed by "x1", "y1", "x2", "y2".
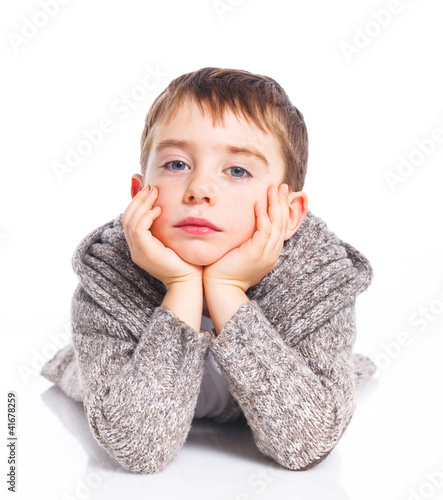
[{"x1": 133, "y1": 226, "x2": 145, "y2": 238}]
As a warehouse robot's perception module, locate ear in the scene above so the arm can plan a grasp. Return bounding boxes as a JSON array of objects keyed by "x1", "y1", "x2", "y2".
[
  {"x1": 284, "y1": 191, "x2": 308, "y2": 241},
  {"x1": 130, "y1": 174, "x2": 145, "y2": 199}
]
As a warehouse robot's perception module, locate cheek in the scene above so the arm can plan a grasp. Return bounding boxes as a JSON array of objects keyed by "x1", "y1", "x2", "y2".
[
  {"x1": 229, "y1": 197, "x2": 258, "y2": 237},
  {"x1": 150, "y1": 184, "x2": 175, "y2": 220},
  {"x1": 148, "y1": 191, "x2": 171, "y2": 241}
]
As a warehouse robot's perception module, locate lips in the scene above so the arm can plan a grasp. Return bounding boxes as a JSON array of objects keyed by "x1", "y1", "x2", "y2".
[{"x1": 175, "y1": 217, "x2": 221, "y2": 231}]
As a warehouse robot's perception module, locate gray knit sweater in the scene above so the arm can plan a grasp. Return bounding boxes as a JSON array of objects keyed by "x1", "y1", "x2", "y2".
[{"x1": 40, "y1": 209, "x2": 375, "y2": 474}]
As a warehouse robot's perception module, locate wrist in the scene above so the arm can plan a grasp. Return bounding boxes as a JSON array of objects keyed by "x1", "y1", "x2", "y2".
[
  {"x1": 203, "y1": 279, "x2": 248, "y2": 294},
  {"x1": 162, "y1": 280, "x2": 203, "y2": 333},
  {"x1": 203, "y1": 283, "x2": 249, "y2": 336},
  {"x1": 165, "y1": 277, "x2": 203, "y2": 293},
  {"x1": 204, "y1": 282, "x2": 246, "y2": 298}
]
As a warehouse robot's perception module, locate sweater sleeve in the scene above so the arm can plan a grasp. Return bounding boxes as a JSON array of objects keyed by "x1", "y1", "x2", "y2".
[
  {"x1": 208, "y1": 299, "x2": 358, "y2": 471},
  {"x1": 71, "y1": 285, "x2": 211, "y2": 474}
]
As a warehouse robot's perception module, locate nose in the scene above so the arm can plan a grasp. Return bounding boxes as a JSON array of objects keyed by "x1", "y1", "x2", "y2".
[{"x1": 183, "y1": 172, "x2": 219, "y2": 205}]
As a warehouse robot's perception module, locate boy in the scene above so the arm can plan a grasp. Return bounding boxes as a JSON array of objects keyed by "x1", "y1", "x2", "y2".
[{"x1": 41, "y1": 67, "x2": 375, "y2": 474}]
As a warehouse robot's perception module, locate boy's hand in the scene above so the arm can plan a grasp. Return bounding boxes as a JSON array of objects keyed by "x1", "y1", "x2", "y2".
[
  {"x1": 122, "y1": 185, "x2": 203, "y2": 290},
  {"x1": 203, "y1": 183, "x2": 289, "y2": 292}
]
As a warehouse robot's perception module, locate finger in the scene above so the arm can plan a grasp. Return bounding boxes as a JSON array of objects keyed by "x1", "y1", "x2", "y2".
[
  {"x1": 262, "y1": 184, "x2": 289, "y2": 262},
  {"x1": 122, "y1": 184, "x2": 150, "y2": 229},
  {"x1": 266, "y1": 184, "x2": 284, "y2": 248},
  {"x1": 128, "y1": 202, "x2": 162, "y2": 247},
  {"x1": 249, "y1": 201, "x2": 272, "y2": 254},
  {"x1": 133, "y1": 204, "x2": 162, "y2": 240},
  {"x1": 125, "y1": 205, "x2": 163, "y2": 267},
  {"x1": 122, "y1": 185, "x2": 156, "y2": 226},
  {"x1": 133, "y1": 207, "x2": 162, "y2": 255},
  {"x1": 272, "y1": 184, "x2": 289, "y2": 248},
  {"x1": 123, "y1": 187, "x2": 160, "y2": 234},
  {"x1": 273, "y1": 184, "x2": 289, "y2": 237},
  {"x1": 277, "y1": 183, "x2": 290, "y2": 241},
  {"x1": 267, "y1": 185, "x2": 283, "y2": 228},
  {"x1": 123, "y1": 184, "x2": 154, "y2": 224},
  {"x1": 122, "y1": 187, "x2": 160, "y2": 248},
  {"x1": 255, "y1": 201, "x2": 272, "y2": 233}
]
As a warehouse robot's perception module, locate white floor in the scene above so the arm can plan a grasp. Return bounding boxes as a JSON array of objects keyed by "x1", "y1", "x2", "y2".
[{"x1": 3, "y1": 304, "x2": 443, "y2": 500}]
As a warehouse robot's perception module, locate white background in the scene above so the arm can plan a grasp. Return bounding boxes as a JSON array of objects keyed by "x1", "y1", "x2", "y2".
[{"x1": 1, "y1": 1, "x2": 443, "y2": 499}]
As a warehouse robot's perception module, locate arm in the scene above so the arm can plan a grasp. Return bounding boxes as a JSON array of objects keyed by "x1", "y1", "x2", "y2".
[
  {"x1": 72, "y1": 281, "x2": 209, "y2": 474},
  {"x1": 161, "y1": 280, "x2": 203, "y2": 333},
  {"x1": 204, "y1": 283, "x2": 249, "y2": 336},
  {"x1": 206, "y1": 295, "x2": 358, "y2": 471}
]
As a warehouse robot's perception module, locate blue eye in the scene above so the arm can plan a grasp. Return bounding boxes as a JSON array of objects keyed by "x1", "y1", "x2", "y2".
[
  {"x1": 160, "y1": 161, "x2": 251, "y2": 179},
  {"x1": 163, "y1": 160, "x2": 189, "y2": 171},
  {"x1": 226, "y1": 166, "x2": 251, "y2": 179}
]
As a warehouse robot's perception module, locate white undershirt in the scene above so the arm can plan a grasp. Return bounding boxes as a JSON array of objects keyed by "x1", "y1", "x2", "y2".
[{"x1": 194, "y1": 315, "x2": 232, "y2": 419}]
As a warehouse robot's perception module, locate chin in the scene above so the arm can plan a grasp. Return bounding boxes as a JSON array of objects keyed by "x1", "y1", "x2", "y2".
[
  {"x1": 177, "y1": 251, "x2": 220, "y2": 267},
  {"x1": 172, "y1": 244, "x2": 224, "y2": 267}
]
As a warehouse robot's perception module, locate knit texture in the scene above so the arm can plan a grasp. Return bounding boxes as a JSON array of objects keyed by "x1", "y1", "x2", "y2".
[{"x1": 40, "y1": 209, "x2": 375, "y2": 473}]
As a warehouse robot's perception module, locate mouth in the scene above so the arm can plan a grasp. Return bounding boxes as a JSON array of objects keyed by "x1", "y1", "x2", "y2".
[{"x1": 174, "y1": 217, "x2": 221, "y2": 235}]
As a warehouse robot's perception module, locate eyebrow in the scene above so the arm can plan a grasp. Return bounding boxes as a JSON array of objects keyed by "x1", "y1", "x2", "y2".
[{"x1": 154, "y1": 138, "x2": 269, "y2": 168}]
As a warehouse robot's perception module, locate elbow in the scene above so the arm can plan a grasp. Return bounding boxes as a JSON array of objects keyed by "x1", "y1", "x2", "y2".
[
  {"x1": 258, "y1": 434, "x2": 339, "y2": 471},
  {"x1": 274, "y1": 435, "x2": 342, "y2": 471},
  {"x1": 284, "y1": 447, "x2": 335, "y2": 471},
  {"x1": 84, "y1": 402, "x2": 186, "y2": 474},
  {"x1": 113, "y1": 452, "x2": 174, "y2": 475},
  {"x1": 90, "y1": 423, "x2": 181, "y2": 474},
  {"x1": 257, "y1": 392, "x2": 355, "y2": 471},
  {"x1": 263, "y1": 421, "x2": 350, "y2": 472}
]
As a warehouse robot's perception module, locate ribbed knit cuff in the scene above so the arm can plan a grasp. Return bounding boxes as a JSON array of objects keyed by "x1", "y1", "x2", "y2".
[
  {"x1": 208, "y1": 300, "x2": 299, "y2": 395},
  {"x1": 134, "y1": 305, "x2": 211, "y2": 384}
]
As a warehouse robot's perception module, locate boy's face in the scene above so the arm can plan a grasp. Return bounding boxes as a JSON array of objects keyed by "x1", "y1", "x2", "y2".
[{"x1": 141, "y1": 98, "x2": 288, "y2": 266}]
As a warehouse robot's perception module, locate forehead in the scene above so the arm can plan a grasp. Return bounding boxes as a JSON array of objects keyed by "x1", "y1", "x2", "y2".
[{"x1": 152, "y1": 97, "x2": 280, "y2": 157}]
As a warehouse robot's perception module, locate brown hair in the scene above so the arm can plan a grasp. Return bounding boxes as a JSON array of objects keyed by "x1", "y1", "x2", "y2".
[{"x1": 140, "y1": 67, "x2": 308, "y2": 192}]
